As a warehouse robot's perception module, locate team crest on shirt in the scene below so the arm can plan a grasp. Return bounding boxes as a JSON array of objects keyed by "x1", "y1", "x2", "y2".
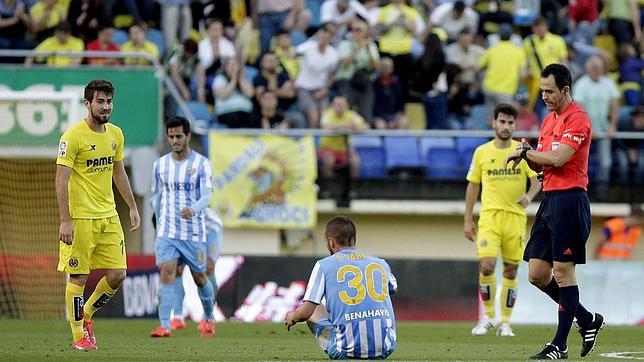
[
  {"x1": 58, "y1": 141, "x2": 67, "y2": 157},
  {"x1": 68, "y1": 258, "x2": 79, "y2": 268},
  {"x1": 187, "y1": 167, "x2": 196, "y2": 175},
  {"x1": 111, "y1": 140, "x2": 117, "y2": 151}
]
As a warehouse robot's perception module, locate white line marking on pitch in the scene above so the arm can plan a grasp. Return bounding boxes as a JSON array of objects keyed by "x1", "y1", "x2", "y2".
[{"x1": 600, "y1": 352, "x2": 644, "y2": 360}]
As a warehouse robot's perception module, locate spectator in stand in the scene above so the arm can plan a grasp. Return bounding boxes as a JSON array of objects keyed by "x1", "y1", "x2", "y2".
[
  {"x1": 320, "y1": 0, "x2": 370, "y2": 42},
  {"x1": 159, "y1": 0, "x2": 192, "y2": 53},
  {"x1": 617, "y1": 44, "x2": 644, "y2": 107},
  {"x1": 376, "y1": 0, "x2": 423, "y2": 101},
  {"x1": 428, "y1": 1, "x2": 478, "y2": 43},
  {"x1": 252, "y1": 0, "x2": 293, "y2": 53},
  {"x1": 121, "y1": 22, "x2": 159, "y2": 66},
  {"x1": 411, "y1": 32, "x2": 447, "y2": 129},
  {"x1": 0, "y1": 0, "x2": 33, "y2": 52},
  {"x1": 445, "y1": 63, "x2": 484, "y2": 129},
  {"x1": 167, "y1": 38, "x2": 206, "y2": 102},
  {"x1": 373, "y1": 57, "x2": 408, "y2": 130},
  {"x1": 318, "y1": 94, "x2": 369, "y2": 179},
  {"x1": 566, "y1": 0, "x2": 599, "y2": 34},
  {"x1": 29, "y1": 0, "x2": 68, "y2": 42},
  {"x1": 514, "y1": 92, "x2": 539, "y2": 132},
  {"x1": 198, "y1": 18, "x2": 236, "y2": 89},
  {"x1": 281, "y1": 0, "x2": 311, "y2": 45},
  {"x1": 335, "y1": 18, "x2": 379, "y2": 123},
  {"x1": 254, "y1": 91, "x2": 290, "y2": 129},
  {"x1": 573, "y1": 56, "x2": 620, "y2": 200},
  {"x1": 253, "y1": 52, "x2": 296, "y2": 114},
  {"x1": 24, "y1": 21, "x2": 83, "y2": 67},
  {"x1": 445, "y1": 29, "x2": 484, "y2": 89},
  {"x1": 294, "y1": 23, "x2": 339, "y2": 128},
  {"x1": 602, "y1": 0, "x2": 641, "y2": 46},
  {"x1": 273, "y1": 29, "x2": 300, "y2": 80},
  {"x1": 361, "y1": 0, "x2": 381, "y2": 27},
  {"x1": 86, "y1": 25, "x2": 121, "y2": 66},
  {"x1": 472, "y1": 0, "x2": 513, "y2": 37},
  {"x1": 523, "y1": 16, "x2": 567, "y2": 118},
  {"x1": 213, "y1": 57, "x2": 255, "y2": 128},
  {"x1": 596, "y1": 206, "x2": 643, "y2": 261},
  {"x1": 615, "y1": 106, "x2": 644, "y2": 186},
  {"x1": 478, "y1": 23, "x2": 527, "y2": 117},
  {"x1": 67, "y1": 0, "x2": 103, "y2": 43}
]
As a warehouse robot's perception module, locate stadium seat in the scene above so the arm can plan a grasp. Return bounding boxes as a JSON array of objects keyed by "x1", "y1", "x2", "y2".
[
  {"x1": 146, "y1": 28, "x2": 165, "y2": 57},
  {"x1": 351, "y1": 136, "x2": 386, "y2": 178},
  {"x1": 425, "y1": 148, "x2": 464, "y2": 180},
  {"x1": 456, "y1": 137, "x2": 488, "y2": 169},
  {"x1": 112, "y1": 29, "x2": 129, "y2": 46},
  {"x1": 419, "y1": 137, "x2": 455, "y2": 162},
  {"x1": 383, "y1": 136, "x2": 424, "y2": 175}
]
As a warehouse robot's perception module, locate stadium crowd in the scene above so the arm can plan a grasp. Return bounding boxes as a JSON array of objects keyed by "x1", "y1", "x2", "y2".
[{"x1": 1, "y1": 0, "x2": 643, "y2": 189}]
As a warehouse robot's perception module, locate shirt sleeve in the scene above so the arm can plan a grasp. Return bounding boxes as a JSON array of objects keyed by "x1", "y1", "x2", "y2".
[
  {"x1": 56, "y1": 131, "x2": 78, "y2": 168},
  {"x1": 200, "y1": 156, "x2": 214, "y2": 190},
  {"x1": 383, "y1": 260, "x2": 398, "y2": 294},
  {"x1": 466, "y1": 147, "x2": 481, "y2": 183},
  {"x1": 151, "y1": 160, "x2": 160, "y2": 194},
  {"x1": 561, "y1": 112, "x2": 591, "y2": 151},
  {"x1": 302, "y1": 261, "x2": 325, "y2": 304},
  {"x1": 114, "y1": 127, "x2": 125, "y2": 161}
]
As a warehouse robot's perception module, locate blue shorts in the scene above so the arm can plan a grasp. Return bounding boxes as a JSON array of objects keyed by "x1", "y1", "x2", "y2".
[
  {"x1": 154, "y1": 236, "x2": 207, "y2": 273},
  {"x1": 206, "y1": 228, "x2": 222, "y2": 262},
  {"x1": 523, "y1": 188, "x2": 591, "y2": 264},
  {"x1": 311, "y1": 319, "x2": 395, "y2": 360}
]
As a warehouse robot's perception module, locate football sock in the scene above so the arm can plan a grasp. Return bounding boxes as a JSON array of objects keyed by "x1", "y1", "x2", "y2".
[
  {"x1": 65, "y1": 282, "x2": 85, "y2": 342},
  {"x1": 552, "y1": 285, "x2": 579, "y2": 349},
  {"x1": 541, "y1": 277, "x2": 593, "y2": 326},
  {"x1": 83, "y1": 276, "x2": 116, "y2": 322},
  {"x1": 172, "y1": 277, "x2": 185, "y2": 319},
  {"x1": 208, "y1": 273, "x2": 218, "y2": 305},
  {"x1": 198, "y1": 279, "x2": 215, "y2": 320},
  {"x1": 500, "y1": 277, "x2": 518, "y2": 324},
  {"x1": 479, "y1": 273, "x2": 496, "y2": 318},
  {"x1": 158, "y1": 283, "x2": 174, "y2": 330}
]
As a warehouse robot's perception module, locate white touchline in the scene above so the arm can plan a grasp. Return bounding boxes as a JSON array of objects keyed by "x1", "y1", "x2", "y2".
[{"x1": 600, "y1": 352, "x2": 644, "y2": 360}]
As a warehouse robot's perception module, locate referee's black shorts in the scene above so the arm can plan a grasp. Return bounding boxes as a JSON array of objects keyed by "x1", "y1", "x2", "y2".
[{"x1": 523, "y1": 188, "x2": 591, "y2": 264}]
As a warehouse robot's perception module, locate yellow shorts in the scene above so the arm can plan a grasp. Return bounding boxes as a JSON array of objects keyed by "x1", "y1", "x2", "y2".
[
  {"x1": 476, "y1": 210, "x2": 527, "y2": 265},
  {"x1": 57, "y1": 216, "x2": 126, "y2": 274}
]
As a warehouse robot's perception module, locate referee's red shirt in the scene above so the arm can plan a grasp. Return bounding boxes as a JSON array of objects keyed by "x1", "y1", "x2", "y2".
[{"x1": 536, "y1": 102, "x2": 592, "y2": 192}]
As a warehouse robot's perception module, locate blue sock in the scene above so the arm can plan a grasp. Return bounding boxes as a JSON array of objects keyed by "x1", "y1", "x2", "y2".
[
  {"x1": 552, "y1": 286, "x2": 579, "y2": 350},
  {"x1": 197, "y1": 280, "x2": 214, "y2": 321},
  {"x1": 542, "y1": 278, "x2": 593, "y2": 327},
  {"x1": 173, "y1": 277, "x2": 185, "y2": 318},
  {"x1": 158, "y1": 284, "x2": 174, "y2": 330},
  {"x1": 208, "y1": 273, "x2": 218, "y2": 305}
]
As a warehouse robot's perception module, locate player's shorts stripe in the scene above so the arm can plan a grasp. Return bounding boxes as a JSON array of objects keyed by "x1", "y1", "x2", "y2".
[
  {"x1": 335, "y1": 325, "x2": 343, "y2": 356},
  {"x1": 345, "y1": 323, "x2": 355, "y2": 357}
]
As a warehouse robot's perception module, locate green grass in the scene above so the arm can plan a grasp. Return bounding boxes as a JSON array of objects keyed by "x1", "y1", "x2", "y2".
[{"x1": 0, "y1": 319, "x2": 641, "y2": 361}]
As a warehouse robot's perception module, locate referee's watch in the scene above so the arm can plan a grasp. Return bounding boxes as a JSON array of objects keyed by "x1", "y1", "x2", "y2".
[{"x1": 520, "y1": 147, "x2": 530, "y2": 159}]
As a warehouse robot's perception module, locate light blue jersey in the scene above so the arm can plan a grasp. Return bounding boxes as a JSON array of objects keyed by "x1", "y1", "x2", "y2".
[
  {"x1": 304, "y1": 248, "x2": 397, "y2": 359},
  {"x1": 152, "y1": 151, "x2": 213, "y2": 242}
]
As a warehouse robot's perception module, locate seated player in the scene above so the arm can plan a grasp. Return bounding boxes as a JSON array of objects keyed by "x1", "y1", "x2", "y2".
[{"x1": 285, "y1": 216, "x2": 398, "y2": 359}]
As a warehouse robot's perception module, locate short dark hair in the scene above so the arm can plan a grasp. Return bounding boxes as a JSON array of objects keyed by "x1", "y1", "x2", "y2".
[
  {"x1": 494, "y1": 103, "x2": 518, "y2": 119},
  {"x1": 453, "y1": 1, "x2": 465, "y2": 12},
  {"x1": 165, "y1": 116, "x2": 191, "y2": 135},
  {"x1": 55, "y1": 21, "x2": 72, "y2": 34},
  {"x1": 541, "y1": 63, "x2": 572, "y2": 90},
  {"x1": 532, "y1": 16, "x2": 547, "y2": 27},
  {"x1": 325, "y1": 215, "x2": 356, "y2": 247},
  {"x1": 84, "y1": 80, "x2": 114, "y2": 102}
]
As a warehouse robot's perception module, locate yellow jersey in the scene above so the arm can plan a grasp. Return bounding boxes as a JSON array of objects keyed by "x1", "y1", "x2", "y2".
[
  {"x1": 120, "y1": 41, "x2": 159, "y2": 65},
  {"x1": 34, "y1": 36, "x2": 84, "y2": 67},
  {"x1": 56, "y1": 120, "x2": 125, "y2": 219},
  {"x1": 466, "y1": 140, "x2": 537, "y2": 216},
  {"x1": 377, "y1": 4, "x2": 420, "y2": 54},
  {"x1": 523, "y1": 32, "x2": 567, "y2": 75},
  {"x1": 319, "y1": 109, "x2": 367, "y2": 152},
  {"x1": 479, "y1": 41, "x2": 526, "y2": 96}
]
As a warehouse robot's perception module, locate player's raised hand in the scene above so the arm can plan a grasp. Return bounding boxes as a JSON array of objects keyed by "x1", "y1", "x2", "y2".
[
  {"x1": 130, "y1": 208, "x2": 141, "y2": 231},
  {"x1": 59, "y1": 220, "x2": 74, "y2": 245},
  {"x1": 284, "y1": 311, "x2": 297, "y2": 331},
  {"x1": 503, "y1": 149, "x2": 523, "y2": 170},
  {"x1": 180, "y1": 207, "x2": 195, "y2": 219}
]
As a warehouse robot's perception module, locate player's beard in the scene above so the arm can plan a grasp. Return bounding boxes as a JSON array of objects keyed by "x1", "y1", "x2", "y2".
[
  {"x1": 495, "y1": 129, "x2": 511, "y2": 141},
  {"x1": 91, "y1": 109, "x2": 111, "y2": 124},
  {"x1": 172, "y1": 141, "x2": 187, "y2": 154}
]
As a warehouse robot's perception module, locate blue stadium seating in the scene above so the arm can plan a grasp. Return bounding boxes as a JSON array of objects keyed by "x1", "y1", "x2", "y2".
[
  {"x1": 112, "y1": 29, "x2": 129, "y2": 46},
  {"x1": 425, "y1": 148, "x2": 464, "y2": 180},
  {"x1": 352, "y1": 136, "x2": 386, "y2": 178},
  {"x1": 146, "y1": 28, "x2": 165, "y2": 57},
  {"x1": 383, "y1": 136, "x2": 424, "y2": 174},
  {"x1": 419, "y1": 137, "x2": 455, "y2": 162},
  {"x1": 456, "y1": 137, "x2": 489, "y2": 170},
  {"x1": 468, "y1": 104, "x2": 490, "y2": 130}
]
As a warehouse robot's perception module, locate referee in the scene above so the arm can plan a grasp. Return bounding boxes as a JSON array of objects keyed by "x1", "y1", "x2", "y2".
[{"x1": 505, "y1": 64, "x2": 604, "y2": 360}]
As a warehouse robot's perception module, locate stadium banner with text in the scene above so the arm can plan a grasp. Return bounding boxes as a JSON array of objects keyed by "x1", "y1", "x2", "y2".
[
  {"x1": 0, "y1": 67, "x2": 160, "y2": 146},
  {"x1": 208, "y1": 132, "x2": 318, "y2": 229}
]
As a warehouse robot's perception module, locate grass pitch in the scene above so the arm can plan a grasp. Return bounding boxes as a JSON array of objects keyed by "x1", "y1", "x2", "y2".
[{"x1": 0, "y1": 319, "x2": 642, "y2": 361}]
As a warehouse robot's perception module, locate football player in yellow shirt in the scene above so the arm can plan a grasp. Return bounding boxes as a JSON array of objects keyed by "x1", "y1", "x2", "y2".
[
  {"x1": 56, "y1": 79, "x2": 140, "y2": 350},
  {"x1": 464, "y1": 103, "x2": 541, "y2": 337}
]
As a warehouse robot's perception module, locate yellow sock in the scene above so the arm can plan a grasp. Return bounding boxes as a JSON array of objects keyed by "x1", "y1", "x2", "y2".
[
  {"x1": 500, "y1": 277, "x2": 518, "y2": 323},
  {"x1": 65, "y1": 282, "x2": 85, "y2": 342},
  {"x1": 479, "y1": 273, "x2": 497, "y2": 318},
  {"x1": 84, "y1": 276, "x2": 117, "y2": 322}
]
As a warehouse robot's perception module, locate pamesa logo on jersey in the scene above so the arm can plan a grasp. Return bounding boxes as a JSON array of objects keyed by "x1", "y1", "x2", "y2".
[
  {"x1": 86, "y1": 156, "x2": 114, "y2": 173},
  {"x1": 487, "y1": 168, "x2": 522, "y2": 176}
]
